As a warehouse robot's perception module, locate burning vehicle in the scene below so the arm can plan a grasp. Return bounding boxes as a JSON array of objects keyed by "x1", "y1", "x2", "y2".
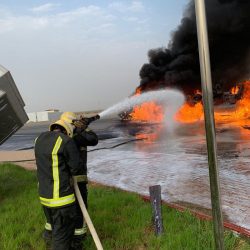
[{"x1": 120, "y1": 0, "x2": 250, "y2": 124}]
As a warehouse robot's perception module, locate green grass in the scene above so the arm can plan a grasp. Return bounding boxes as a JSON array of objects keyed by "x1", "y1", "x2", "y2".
[
  {"x1": 0, "y1": 164, "x2": 45, "y2": 250},
  {"x1": 0, "y1": 163, "x2": 250, "y2": 250}
]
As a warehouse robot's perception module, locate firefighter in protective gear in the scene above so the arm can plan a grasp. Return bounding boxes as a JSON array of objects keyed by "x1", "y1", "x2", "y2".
[
  {"x1": 35, "y1": 119, "x2": 85, "y2": 250},
  {"x1": 62, "y1": 112, "x2": 99, "y2": 250},
  {"x1": 43, "y1": 112, "x2": 99, "y2": 250}
]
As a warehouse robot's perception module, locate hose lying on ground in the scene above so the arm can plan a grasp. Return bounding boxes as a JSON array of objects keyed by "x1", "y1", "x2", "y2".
[{"x1": 0, "y1": 138, "x2": 145, "y2": 163}]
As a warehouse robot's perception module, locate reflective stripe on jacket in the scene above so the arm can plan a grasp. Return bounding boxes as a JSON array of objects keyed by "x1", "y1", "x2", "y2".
[{"x1": 35, "y1": 131, "x2": 84, "y2": 208}]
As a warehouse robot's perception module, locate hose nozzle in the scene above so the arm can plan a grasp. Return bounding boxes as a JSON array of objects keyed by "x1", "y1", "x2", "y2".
[{"x1": 82, "y1": 114, "x2": 100, "y2": 125}]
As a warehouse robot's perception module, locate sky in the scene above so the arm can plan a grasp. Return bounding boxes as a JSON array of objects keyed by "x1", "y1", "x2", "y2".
[{"x1": 0, "y1": 0, "x2": 188, "y2": 112}]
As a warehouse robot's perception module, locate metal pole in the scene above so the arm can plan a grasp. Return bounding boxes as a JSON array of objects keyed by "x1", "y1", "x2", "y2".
[{"x1": 194, "y1": 0, "x2": 224, "y2": 249}]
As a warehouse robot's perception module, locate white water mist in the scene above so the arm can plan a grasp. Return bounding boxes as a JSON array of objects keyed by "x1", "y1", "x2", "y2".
[{"x1": 99, "y1": 89, "x2": 185, "y2": 124}]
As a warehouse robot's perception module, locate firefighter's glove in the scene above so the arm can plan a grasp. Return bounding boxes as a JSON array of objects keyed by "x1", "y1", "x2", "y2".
[{"x1": 73, "y1": 119, "x2": 88, "y2": 131}]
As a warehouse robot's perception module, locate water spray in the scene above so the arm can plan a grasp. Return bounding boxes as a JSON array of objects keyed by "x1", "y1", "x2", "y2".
[{"x1": 98, "y1": 89, "x2": 185, "y2": 120}]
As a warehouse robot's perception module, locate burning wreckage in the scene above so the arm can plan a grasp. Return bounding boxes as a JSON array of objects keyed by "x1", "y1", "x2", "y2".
[
  {"x1": 119, "y1": 82, "x2": 246, "y2": 122},
  {"x1": 120, "y1": 0, "x2": 250, "y2": 124}
]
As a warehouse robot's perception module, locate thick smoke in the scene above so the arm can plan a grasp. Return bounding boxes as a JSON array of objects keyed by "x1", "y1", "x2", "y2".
[{"x1": 139, "y1": 0, "x2": 250, "y2": 94}]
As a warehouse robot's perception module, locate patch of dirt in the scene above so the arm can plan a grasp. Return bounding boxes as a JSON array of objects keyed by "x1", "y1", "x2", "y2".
[{"x1": 0, "y1": 150, "x2": 36, "y2": 170}]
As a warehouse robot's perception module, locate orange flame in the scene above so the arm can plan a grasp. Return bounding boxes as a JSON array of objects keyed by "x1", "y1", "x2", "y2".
[
  {"x1": 223, "y1": 80, "x2": 250, "y2": 121},
  {"x1": 176, "y1": 80, "x2": 250, "y2": 124},
  {"x1": 135, "y1": 132, "x2": 159, "y2": 141},
  {"x1": 230, "y1": 86, "x2": 240, "y2": 95},
  {"x1": 213, "y1": 81, "x2": 250, "y2": 123},
  {"x1": 175, "y1": 102, "x2": 204, "y2": 123},
  {"x1": 130, "y1": 102, "x2": 164, "y2": 122},
  {"x1": 135, "y1": 87, "x2": 142, "y2": 96},
  {"x1": 130, "y1": 81, "x2": 250, "y2": 124},
  {"x1": 174, "y1": 89, "x2": 204, "y2": 123}
]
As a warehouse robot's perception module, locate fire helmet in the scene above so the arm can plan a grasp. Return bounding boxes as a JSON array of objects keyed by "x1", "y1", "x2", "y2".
[
  {"x1": 49, "y1": 119, "x2": 74, "y2": 138},
  {"x1": 60, "y1": 111, "x2": 78, "y2": 124}
]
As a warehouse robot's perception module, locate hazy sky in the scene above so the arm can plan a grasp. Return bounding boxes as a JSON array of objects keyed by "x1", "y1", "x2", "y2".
[{"x1": 0, "y1": 0, "x2": 188, "y2": 112}]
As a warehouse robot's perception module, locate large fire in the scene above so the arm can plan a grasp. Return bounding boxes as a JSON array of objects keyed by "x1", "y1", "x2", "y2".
[
  {"x1": 130, "y1": 81, "x2": 250, "y2": 124},
  {"x1": 130, "y1": 87, "x2": 164, "y2": 122},
  {"x1": 175, "y1": 102, "x2": 204, "y2": 123},
  {"x1": 130, "y1": 102, "x2": 164, "y2": 122}
]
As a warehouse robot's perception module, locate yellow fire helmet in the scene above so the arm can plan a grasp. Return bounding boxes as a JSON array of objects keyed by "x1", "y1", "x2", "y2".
[
  {"x1": 60, "y1": 111, "x2": 78, "y2": 124},
  {"x1": 49, "y1": 119, "x2": 74, "y2": 138}
]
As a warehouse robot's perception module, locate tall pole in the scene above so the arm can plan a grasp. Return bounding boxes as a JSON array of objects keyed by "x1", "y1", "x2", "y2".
[{"x1": 194, "y1": 0, "x2": 224, "y2": 249}]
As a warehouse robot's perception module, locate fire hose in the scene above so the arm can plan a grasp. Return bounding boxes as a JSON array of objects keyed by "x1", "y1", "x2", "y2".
[
  {"x1": 82, "y1": 114, "x2": 101, "y2": 125},
  {"x1": 73, "y1": 177, "x2": 104, "y2": 250},
  {"x1": 76, "y1": 114, "x2": 101, "y2": 127}
]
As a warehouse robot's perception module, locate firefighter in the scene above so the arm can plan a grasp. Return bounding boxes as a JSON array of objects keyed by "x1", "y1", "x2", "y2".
[
  {"x1": 35, "y1": 118, "x2": 85, "y2": 250},
  {"x1": 61, "y1": 112, "x2": 99, "y2": 250}
]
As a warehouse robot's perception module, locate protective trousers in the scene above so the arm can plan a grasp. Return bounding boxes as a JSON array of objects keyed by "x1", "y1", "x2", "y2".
[{"x1": 43, "y1": 205, "x2": 77, "y2": 250}]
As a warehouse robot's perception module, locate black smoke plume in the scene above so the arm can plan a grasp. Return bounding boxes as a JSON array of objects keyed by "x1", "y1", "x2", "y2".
[{"x1": 138, "y1": 0, "x2": 250, "y2": 95}]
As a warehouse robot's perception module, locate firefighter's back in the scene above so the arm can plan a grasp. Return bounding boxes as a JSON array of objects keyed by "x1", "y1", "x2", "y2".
[{"x1": 35, "y1": 130, "x2": 75, "y2": 207}]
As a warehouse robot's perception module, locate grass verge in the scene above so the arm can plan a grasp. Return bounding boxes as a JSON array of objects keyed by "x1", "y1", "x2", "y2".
[{"x1": 0, "y1": 163, "x2": 250, "y2": 250}]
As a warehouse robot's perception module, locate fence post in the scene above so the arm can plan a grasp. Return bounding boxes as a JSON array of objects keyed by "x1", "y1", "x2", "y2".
[{"x1": 149, "y1": 185, "x2": 164, "y2": 236}]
